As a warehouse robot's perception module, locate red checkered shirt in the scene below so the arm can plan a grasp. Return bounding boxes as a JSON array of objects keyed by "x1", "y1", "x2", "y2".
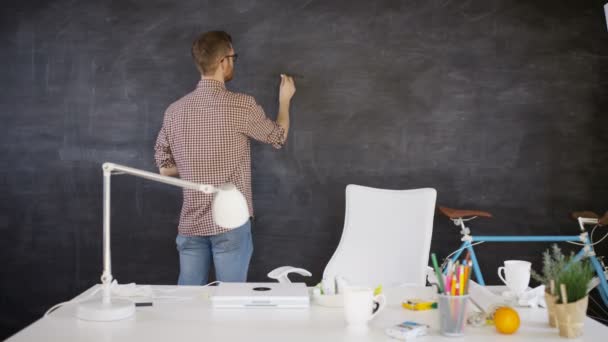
[{"x1": 154, "y1": 79, "x2": 285, "y2": 236}]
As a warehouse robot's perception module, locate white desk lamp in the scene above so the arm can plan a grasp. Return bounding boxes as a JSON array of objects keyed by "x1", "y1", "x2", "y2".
[{"x1": 76, "y1": 162, "x2": 249, "y2": 321}]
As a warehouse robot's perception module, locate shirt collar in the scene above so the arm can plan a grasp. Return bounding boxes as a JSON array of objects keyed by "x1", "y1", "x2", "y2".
[{"x1": 197, "y1": 78, "x2": 226, "y2": 90}]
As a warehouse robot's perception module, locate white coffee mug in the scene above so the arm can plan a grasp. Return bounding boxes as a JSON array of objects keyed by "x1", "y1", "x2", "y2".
[
  {"x1": 498, "y1": 260, "x2": 531, "y2": 295},
  {"x1": 343, "y1": 286, "x2": 386, "y2": 327}
]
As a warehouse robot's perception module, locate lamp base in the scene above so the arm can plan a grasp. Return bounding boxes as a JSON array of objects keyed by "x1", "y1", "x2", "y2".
[{"x1": 77, "y1": 298, "x2": 135, "y2": 321}]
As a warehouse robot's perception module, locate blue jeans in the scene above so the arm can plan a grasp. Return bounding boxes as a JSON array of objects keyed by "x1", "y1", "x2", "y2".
[{"x1": 176, "y1": 220, "x2": 253, "y2": 285}]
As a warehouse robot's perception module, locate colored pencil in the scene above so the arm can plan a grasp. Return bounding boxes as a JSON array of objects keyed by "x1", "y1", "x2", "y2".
[
  {"x1": 459, "y1": 265, "x2": 465, "y2": 296},
  {"x1": 431, "y1": 253, "x2": 445, "y2": 294}
]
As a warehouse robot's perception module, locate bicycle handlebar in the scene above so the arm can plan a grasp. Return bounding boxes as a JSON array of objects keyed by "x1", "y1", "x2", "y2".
[{"x1": 578, "y1": 217, "x2": 599, "y2": 231}]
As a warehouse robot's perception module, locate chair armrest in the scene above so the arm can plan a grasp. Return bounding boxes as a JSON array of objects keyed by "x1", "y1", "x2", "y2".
[
  {"x1": 426, "y1": 266, "x2": 438, "y2": 284},
  {"x1": 267, "y1": 266, "x2": 312, "y2": 283}
]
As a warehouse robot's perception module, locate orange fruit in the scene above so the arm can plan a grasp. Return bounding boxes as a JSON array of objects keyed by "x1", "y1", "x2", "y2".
[{"x1": 494, "y1": 306, "x2": 520, "y2": 334}]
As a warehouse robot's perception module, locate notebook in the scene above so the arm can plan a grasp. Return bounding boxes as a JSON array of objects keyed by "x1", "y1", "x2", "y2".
[{"x1": 210, "y1": 282, "x2": 310, "y2": 308}]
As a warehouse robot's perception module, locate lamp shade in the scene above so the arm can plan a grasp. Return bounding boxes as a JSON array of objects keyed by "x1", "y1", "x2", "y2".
[{"x1": 212, "y1": 183, "x2": 249, "y2": 228}]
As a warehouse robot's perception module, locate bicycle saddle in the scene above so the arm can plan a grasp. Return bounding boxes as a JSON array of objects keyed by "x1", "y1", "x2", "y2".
[
  {"x1": 438, "y1": 206, "x2": 493, "y2": 219},
  {"x1": 572, "y1": 211, "x2": 608, "y2": 225}
]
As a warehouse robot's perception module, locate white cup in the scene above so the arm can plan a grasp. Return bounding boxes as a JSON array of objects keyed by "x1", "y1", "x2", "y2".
[
  {"x1": 498, "y1": 260, "x2": 531, "y2": 295},
  {"x1": 343, "y1": 286, "x2": 386, "y2": 327}
]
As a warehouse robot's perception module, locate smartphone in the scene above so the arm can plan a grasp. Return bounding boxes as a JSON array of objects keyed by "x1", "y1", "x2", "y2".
[{"x1": 385, "y1": 321, "x2": 428, "y2": 340}]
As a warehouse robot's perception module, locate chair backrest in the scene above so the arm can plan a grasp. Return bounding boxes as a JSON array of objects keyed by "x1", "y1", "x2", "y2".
[{"x1": 322, "y1": 185, "x2": 437, "y2": 289}]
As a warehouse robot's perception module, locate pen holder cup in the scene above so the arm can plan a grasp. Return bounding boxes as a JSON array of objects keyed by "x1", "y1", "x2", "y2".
[{"x1": 438, "y1": 294, "x2": 469, "y2": 337}]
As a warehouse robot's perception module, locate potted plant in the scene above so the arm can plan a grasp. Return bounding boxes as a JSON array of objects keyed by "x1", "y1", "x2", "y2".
[
  {"x1": 553, "y1": 256, "x2": 594, "y2": 338},
  {"x1": 531, "y1": 244, "x2": 567, "y2": 327}
]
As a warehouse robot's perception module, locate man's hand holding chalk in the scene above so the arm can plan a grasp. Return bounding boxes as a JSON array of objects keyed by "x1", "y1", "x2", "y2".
[{"x1": 279, "y1": 74, "x2": 296, "y2": 103}]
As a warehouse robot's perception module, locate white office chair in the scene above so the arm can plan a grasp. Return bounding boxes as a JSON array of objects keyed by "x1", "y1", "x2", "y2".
[{"x1": 268, "y1": 185, "x2": 437, "y2": 291}]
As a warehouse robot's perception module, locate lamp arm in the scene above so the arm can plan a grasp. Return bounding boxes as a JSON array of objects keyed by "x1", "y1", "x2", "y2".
[
  {"x1": 102, "y1": 162, "x2": 216, "y2": 193},
  {"x1": 100, "y1": 162, "x2": 217, "y2": 303}
]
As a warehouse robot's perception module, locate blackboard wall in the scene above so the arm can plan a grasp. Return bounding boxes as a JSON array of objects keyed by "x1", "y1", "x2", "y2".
[{"x1": 2, "y1": 0, "x2": 608, "y2": 337}]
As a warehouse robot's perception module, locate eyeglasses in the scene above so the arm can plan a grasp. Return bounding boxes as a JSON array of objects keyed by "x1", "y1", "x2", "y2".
[{"x1": 222, "y1": 54, "x2": 238, "y2": 63}]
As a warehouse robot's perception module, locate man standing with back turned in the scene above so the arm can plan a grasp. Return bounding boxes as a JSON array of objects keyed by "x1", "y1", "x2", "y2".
[{"x1": 154, "y1": 31, "x2": 296, "y2": 285}]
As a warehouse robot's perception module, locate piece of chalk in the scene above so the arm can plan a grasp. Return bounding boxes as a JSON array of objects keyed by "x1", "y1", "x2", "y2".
[{"x1": 604, "y1": 3, "x2": 608, "y2": 32}]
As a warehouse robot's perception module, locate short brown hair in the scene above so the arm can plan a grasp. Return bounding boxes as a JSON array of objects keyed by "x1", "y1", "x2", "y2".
[{"x1": 191, "y1": 31, "x2": 233, "y2": 75}]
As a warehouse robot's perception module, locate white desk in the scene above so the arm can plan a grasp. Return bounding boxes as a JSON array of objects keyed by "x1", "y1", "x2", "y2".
[{"x1": 6, "y1": 285, "x2": 606, "y2": 341}]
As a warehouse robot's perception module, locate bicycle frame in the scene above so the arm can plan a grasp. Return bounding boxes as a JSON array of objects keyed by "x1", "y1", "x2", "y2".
[{"x1": 446, "y1": 217, "x2": 608, "y2": 308}]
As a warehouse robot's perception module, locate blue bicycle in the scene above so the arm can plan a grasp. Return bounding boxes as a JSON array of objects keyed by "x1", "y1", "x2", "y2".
[{"x1": 437, "y1": 206, "x2": 608, "y2": 314}]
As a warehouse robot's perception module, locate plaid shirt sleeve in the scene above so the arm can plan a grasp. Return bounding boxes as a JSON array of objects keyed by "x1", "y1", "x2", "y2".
[
  {"x1": 243, "y1": 97, "x2": 286, "y2": 149},
  {"x1": 154, "y1": 111, "x2": 176, "y2": 168}
]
